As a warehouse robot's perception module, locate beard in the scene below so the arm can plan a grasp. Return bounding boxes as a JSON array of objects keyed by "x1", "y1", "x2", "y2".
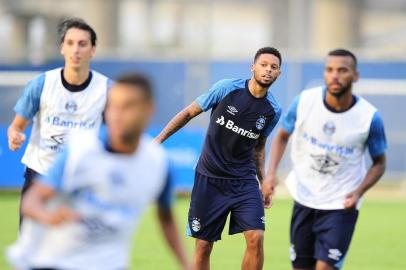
[
  {"x1": 254, "y1": 74, "x2": 274, "y2": 88},
  {"x1": 120, "y1": 126, "x2": 143, "y2": 145},
  {"x1": 327, "y1": 82, "x2": 352, "y2": 98}
]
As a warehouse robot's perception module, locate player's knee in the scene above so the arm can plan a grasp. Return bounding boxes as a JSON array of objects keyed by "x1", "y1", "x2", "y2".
[
  {"x1": 245, "y1": 230, "x2": 264, "y2": 251},
  {"x1": 195, "y1": 240, "x2": 213, "y2": 258},
  {"x1": 316, "y1": 260, "x2": 336, "y2": 270}
]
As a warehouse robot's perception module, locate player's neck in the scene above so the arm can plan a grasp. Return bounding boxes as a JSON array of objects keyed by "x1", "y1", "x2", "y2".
[
  {"x1": 248, "y1": 79, "x2": 268, "y2": 98},
  {"x1": 63, "y1": 66, "x2": 90, "y2": 85},
  {"x1": 325, "y1": 90, "x2": 354, "y2": 112}
]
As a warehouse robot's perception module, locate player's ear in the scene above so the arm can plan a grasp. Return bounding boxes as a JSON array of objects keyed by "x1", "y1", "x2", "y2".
[
  {"x1": 90, "y1": 46, "x2": 96, "y2": 58},
  {"x1": 251, "y1": 63, "x2": 255, "y2": 73},
  {"x1": 353, "y1": 70, "x2": 360, "y2": 82},
  {"x1": 277, "y1": 69, "x2": 282, "y2": 77},
  {"x1": 60, "y1": 44, "x2": 64, "y2": 56}
]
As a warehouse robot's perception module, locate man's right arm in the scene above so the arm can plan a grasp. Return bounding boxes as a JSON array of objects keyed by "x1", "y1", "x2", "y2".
[
  {"x1": 22, "y1": 181, "x2": 80, "y2": 225},
  {"x1": 22, "y1": 148, "x2": 80, "y2": 225},
  {"x1": 8, "y1": 116, "x2": 29, "y2": 151},
  {"x1": 262, "y1": 94, "x2": 300, "y2": 208},
  {"x1": 8, "y1": 73, "x2": 45, "y2": 151},
  {"x1": 155, "y1": 101, "x2": 202, "y2": 144}
]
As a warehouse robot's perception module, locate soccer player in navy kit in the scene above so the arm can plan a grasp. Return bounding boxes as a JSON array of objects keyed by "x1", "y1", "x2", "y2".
[{"x1": 156, "y1": 47, "x2": 283, "y2": 270}]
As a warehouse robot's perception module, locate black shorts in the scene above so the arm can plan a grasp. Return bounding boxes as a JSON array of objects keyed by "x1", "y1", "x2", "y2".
[
  {"x1": 186, "y1": 171, "x2": 265, "y2": 242},
  {"x1": 20, "y1": 167, "x2": 41, "y2": 226},
  {"x1": 31, "y1": 268, "x2": 59, "y2": 270},
  {"x1": 290, "y1": 201, "x2": 359, "y2": 269}
]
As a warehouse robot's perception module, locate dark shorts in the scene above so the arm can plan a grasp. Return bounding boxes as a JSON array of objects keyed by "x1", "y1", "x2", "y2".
[
  {"x1": 290, "y1": 201, "x2": 359, "y2": 269},
  {"x1": 31, "y1": 268, "x2": 59, "y2": 270},
  {"x1": 186, "y1": 171, "x2": 265, "y2": 242},
  {"x1": 20, "y1": 167, "x2": 41, "y2": 226}
]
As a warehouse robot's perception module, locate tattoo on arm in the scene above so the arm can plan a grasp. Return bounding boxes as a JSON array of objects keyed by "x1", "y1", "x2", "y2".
[
  {"x1": 254, "y1": 136, "x2": 267, "y2": 183},
  {"x1": 156, "y1": 102, "x2": 202, "y2": 143},
  {"x1": 158, "y1": 112, "x2": 193, "y2": 142}
]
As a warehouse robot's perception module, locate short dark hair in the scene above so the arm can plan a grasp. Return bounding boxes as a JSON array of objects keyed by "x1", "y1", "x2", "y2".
[
  {"x1": 328, "y1": 49, "x2": 357, "y2": 68},
  {"x1": 254, "y1": 47, "x2": 282, "y2": 66},
  {"x1": 115, "y1": 73, "x2": 154, "y2": 100},
  {"x1": 58, "y1": 18, "x2": 97, "y2": 46}
]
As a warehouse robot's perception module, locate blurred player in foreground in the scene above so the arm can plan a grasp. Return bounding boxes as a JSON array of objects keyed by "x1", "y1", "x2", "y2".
[
  {"x1": 156, "y1": 47, "x2": 282, "y2": 270},
  {"x1": 264, "y1": 49, "x2": 387, "y2": 270},
  {"x1": 7, "y1": 73, "x2": 190, "y2": 270},
  {"x1": 7, "y1": 18, "x2": 111, "y2": 224}
]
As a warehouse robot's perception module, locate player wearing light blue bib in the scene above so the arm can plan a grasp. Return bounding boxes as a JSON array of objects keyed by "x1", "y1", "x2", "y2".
[
  {"x1": 264, "y1": 49, "x2": 387, "y2": 270},
  {"x1": 7, "y1": 18, "x2": 112, "y2": 225},
  {"x1": 7, "y1": 73, "x2": 190, "y2": 270}
]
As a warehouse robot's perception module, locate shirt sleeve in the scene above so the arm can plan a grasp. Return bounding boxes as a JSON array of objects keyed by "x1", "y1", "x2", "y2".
[
  {"x1": 157, "y1": 160, "x2": 175, "y2": 210},
  {"x1": 195, "y1": 79, "x2": 236, "y2": 112},
  {"x1": 38, "y1": 149, "x2": 69, "y2": 191},
  {"x1": 107, "y1": 78, "x2": 114, "y2": 90},
  {"x1": 282, "y1": 94, "x2": 301, "y2": 134},
  {"x1": 367, "y1": 111, "x2": 387, "y2": 158},
  {"x1": 14, "y1": 73, "x2": 45, "y2": 120}
]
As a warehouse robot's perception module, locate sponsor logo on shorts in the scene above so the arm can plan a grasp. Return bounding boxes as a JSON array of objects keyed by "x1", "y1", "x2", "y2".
[
  {"x1": 261, "y1": 216, "x2": 266, "y2": 224},
  {"x1": 215, "y1": 115, "x2": 260, "y2": 139},
  {"x1": 289, "y1": 244, "x2": 296, "y2": 261},
  {"x1": 191, "y1": 218, "x2": 201, "y2": 232},
  {"x1": 328, "y1": 249, "x2": 343, "y2": 261}
]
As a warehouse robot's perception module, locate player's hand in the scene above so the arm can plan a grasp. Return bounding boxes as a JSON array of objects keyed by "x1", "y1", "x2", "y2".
[
  {"x1": 8, "y1": 130, "x2": 26, "y2": 151},
  {"x1": 153, "y1": 136, "x2": 163, "y2": 144},
  {"x1": 344, "y1": 190, "x2": 361, "y2": 209},
  {"x1": 42, "y1": 206, "x2": 81, "y2": 225},
  {"x1": 262, "y1": 175, "x2": 278, "y2": 209}
]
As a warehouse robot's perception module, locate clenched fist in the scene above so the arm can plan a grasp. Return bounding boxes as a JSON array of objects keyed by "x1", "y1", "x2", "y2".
[{"x1": 8, "y1": 129, "x2": 26, "y2": 151}]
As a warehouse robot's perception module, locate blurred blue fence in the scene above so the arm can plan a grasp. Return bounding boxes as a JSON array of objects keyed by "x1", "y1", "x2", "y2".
[{"x1": 0, "y1": 60, "x2": 405, "y2": 190}]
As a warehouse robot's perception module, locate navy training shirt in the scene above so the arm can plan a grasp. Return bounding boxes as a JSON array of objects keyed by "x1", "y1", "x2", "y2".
[{"x1": 195, "y1": 79, "x2": 281, "y2": 180}]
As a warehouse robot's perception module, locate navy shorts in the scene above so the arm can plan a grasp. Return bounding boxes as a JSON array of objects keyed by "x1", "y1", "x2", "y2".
[
  {"x1": 290, "y1": 201, "x2": 359, "y2": 269},
  {"x1": 186, "y1": 171, "x2": 265, "y2": 242},
  {"x1": 20, "y1": 167, "x2": 41, "y2": 226}
]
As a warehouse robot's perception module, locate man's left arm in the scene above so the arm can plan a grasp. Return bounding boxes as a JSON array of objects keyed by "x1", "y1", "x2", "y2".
[
  {"x1": 156, "y1": 164, "x2": 191, "y2": 270},
  {"x1": 254, "y1": 136, "x2": 267, "y2": 184},
  {"x1": 344, "y1": 112, "x2": 387, "y2": 209},
  {"x1": 256, "y1": 105, "x2": 282, "y2": 184},
  {"x1": 344, "y1": 154, "x2": 386, "y2": 209},
  {"x1": 157, "y1": 206, "x2": 191, "y2": 270}
]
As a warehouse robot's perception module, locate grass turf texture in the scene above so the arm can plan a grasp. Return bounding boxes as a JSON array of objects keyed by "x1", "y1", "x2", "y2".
[{"x1": 0, "y1": 192, "x2": 405, "y2": 269}]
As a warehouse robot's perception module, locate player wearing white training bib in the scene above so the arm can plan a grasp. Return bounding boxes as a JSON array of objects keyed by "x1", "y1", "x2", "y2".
[
  {"x1": 7, "y1": 18, "x2": 111, "y2": 225},
  {"x1": 263, "y1": 49, "x2": 386, "y2": 270},
  {"x1": 18, "y1": 67, "x2": 109, "y2": 174},
  {"x1": 7, "y1": 131, "x2": 170, "y2": 270},
  {"x1": 7, "y1": 73, "x2": 190, "y2": 270},
  {"x1": 285, "y1": 86, "x2": 379, "y2": 210}
]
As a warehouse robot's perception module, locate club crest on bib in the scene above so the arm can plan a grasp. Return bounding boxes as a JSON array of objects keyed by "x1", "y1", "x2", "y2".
[
  {"x1": 65, "y1": 100, "x2": 78, "y2": 113},
  {"x1": 323, "y1": 121, "x2": 335, "y2": 136},
  {"x1": 256, "y1": 116, "x2": 266, "y2": 130}
]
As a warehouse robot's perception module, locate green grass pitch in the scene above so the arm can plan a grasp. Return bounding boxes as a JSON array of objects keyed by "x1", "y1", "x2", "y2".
[{"x1": 1, "y1": 192, "x2": 405, "y2": 269}]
